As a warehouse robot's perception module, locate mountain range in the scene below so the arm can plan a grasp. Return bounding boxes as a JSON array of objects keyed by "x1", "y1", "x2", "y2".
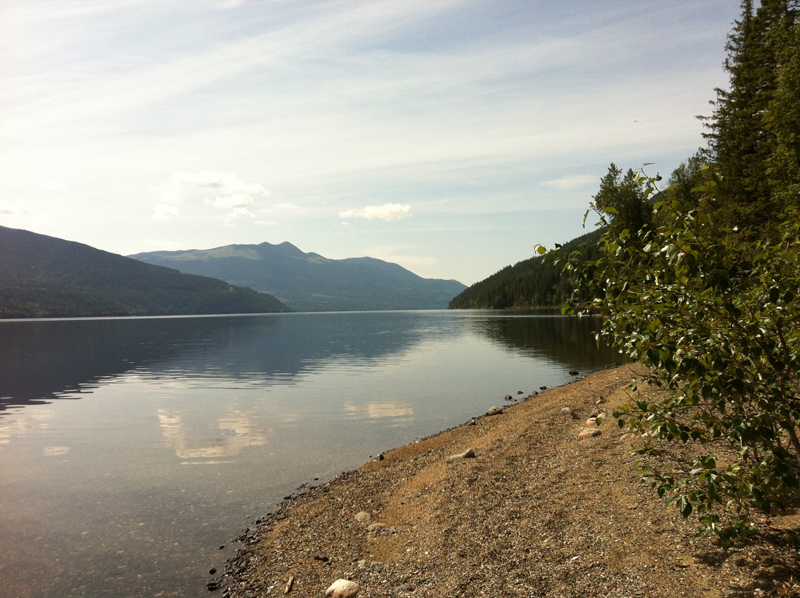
[
  {"x1": 130, "y1": 242, "x2": 466, "y2": 312},
  {"x1": 0, "y1": 225, "x2": 291, "y2": 318}
]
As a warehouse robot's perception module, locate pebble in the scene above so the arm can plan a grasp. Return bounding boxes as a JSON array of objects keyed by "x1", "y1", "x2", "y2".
[
  {"x1": 585, "y1": 418, "x2": 598, "y2": 427},
  {"x1": 486, "y1": 406, "x2": 503, "y2": 416},
  {"x1": 325, "y1": 579, "x2": 361, "y2": 598},
  {"x1": 446, "y1": 448, "x2": 476, "y2": 463},
  {"x1": 569, "y1": 370, "x2": 579, "y2": 376},
  {"x1": 579, "y1": 428, "x2": 602, "y2": 439},
  {"x1": 354, "y1": 511, "x2": 371, "y2": 525},
  {"x1": 560, "y1": 407, "x2": 573, "y2": 416}
]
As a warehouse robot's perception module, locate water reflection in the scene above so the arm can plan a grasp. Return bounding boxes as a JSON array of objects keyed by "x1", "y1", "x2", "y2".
[
  {"x1": 157, "y1": 409, "x2": 270, "y2": 461},
  {"x1": 466, "y1": 313, "x2": 621, "y2": 367},
  {"x1": 0, "y1": 311, "x2": 620, "y2": 413},
  {"x1": 344, "y1": 400, "x2": 415, "y2": 426}
]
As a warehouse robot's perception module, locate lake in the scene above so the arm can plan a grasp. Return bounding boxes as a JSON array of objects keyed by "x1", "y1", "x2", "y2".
[{"x1": 0, "y1": 310, "x2": 621, "y2": 597}]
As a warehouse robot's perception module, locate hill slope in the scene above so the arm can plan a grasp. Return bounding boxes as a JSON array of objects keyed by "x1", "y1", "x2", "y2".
[
  {"x1": 130, "y1": 242, "x2": 466, "y2": 312},
  {"x1": 449, "y1": 229, "x2": 604, "y2": 309},
  {"x1": 0, "y1": 226, "x2": 291, "y2": 318}
]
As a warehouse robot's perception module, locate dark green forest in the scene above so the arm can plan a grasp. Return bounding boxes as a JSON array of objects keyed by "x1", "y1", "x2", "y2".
[
  {"x1": 448, "y1": 229, "x2": 603, "y2": 309},
  {"x1": 0, "y1": 226, "x2": 292, "y2": 318}
]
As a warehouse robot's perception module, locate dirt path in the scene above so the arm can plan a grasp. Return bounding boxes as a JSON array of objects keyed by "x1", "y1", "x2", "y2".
[{"x1": 219, "y1": 365, "x2": 800, "y2": 598}]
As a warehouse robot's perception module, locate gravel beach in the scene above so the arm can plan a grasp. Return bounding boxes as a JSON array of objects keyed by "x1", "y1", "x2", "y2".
[{"x1": 218, "y1": 365, "x2": 800, "y2": 598}]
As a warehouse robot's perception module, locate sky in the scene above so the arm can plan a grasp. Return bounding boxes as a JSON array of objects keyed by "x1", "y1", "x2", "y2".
[{"x1": 0, "y1": 0, "x2": 742, "y2": 286}]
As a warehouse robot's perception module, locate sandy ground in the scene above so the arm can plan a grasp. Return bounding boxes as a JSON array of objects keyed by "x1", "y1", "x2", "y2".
[{"x1": 218, "y1": 365, "x2": 800, "y2": 598}]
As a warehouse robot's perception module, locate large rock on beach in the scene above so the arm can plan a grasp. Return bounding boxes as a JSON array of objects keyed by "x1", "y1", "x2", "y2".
[{"x1": 326, "y1": 579, "x2": 361, "y2": 598}]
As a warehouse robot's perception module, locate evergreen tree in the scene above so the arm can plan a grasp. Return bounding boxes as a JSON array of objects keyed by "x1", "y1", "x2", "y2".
[
  {"x1": 705, "y1": 0, "x2": 798, "y2": 232},
  {"x1": 592, "y1": 163, "x2": 654, "y2": 235},
  {"x1": 766, "y1": 12, "x2": 800, "y2": 207}
]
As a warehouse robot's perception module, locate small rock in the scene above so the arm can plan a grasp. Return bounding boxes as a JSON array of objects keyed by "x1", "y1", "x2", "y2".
[
  {"x1": 368, "y1": 523, "x2": 390, "y2": 532},
  {"x1": 446, "y1": 448, "x2": 476, "y2": 463},
  {"x1": 206, "y1": 581, "x2": 220, "y2": 592},
  {"x1": 569, "y1": 370, "x2": 579, "y2": 376},
  {"x1": 504, "y1": 394, "x2": 514, "y2": 401},
  {"x1": 579, "y1": 428, "x2": 602, "y2": 439},
  {"x1": 314, "y1": 555, "x2": 330, "y2": 562},
  {"x1": 539, "y1": 386, "x2": 547, "y2": 390},
  {"x1": 517, "y1": 391, "x2": 523, "y2": 394},
  {"x1": 354, "y1": 511, "x2": 371, "y2": 525},
  {"x1": 326, "y1": 579, "x2": 361, "y2": 598},
  {"x1": 585, "y1": 418, "x2": 598, "y2": 427},
  {"x1": 619, "y1": 433, "x2": 632, "y2": 441},
  {"x1": 209, "y1": 568, "x2": 217, "y2": 575},
  {"x1": 486, "y1": 406, "x2": 503, "y2": 416},
  {"x1": 560, "y1": 407, "x2": 573, "y2": 416}
]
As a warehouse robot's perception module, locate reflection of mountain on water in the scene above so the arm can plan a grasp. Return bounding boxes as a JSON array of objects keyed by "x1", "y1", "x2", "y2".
[
  {"x1": 0, "y1": 311, "x2": 622, "y2": 413},
  {"x1": 466, "y1": 313, "x2": 624, "y2": 369},
  {"x1": 0, "y1": 313, "x2": 433, "y2": 411}
]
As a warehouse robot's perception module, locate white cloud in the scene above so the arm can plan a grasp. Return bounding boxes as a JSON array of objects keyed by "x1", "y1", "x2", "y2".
[
  {"x1": 152, "y1": 203, "x2": 179, "y2": 220},
  {"x1": 170, "y1": 171, "x2": 268, "y2": 197},
  {"x1": 152, "y1": 171, "x2": 269, "y2": 222},
  {"x1": 212, "y1": 193, "x2": 255, "y2": 209},
  {"x1": 339, "y1": 203, "x2": 412, "y2": 222},
  {"x1": 542, "y1": 175, "x2": 598, "y2": 190}
]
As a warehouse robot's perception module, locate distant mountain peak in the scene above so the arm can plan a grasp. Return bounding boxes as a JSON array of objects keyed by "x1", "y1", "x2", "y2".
[{"x1": 131, "y1": 242, "x2": 466, "y2": 312}]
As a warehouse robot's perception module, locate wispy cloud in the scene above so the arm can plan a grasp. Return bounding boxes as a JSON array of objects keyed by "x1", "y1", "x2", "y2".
[
  {"x1": 542, "y1": 175, "x2": 598, "y2": 190},
  {"x1": 340, "y1": 204, "x2": 412, "y2": 222},
  {"x1": 0, "y1": 0, "x2": 741, "y2": 283}
]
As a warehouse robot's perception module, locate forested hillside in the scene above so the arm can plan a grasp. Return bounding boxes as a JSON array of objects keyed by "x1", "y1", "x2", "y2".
[
  {"x1": 448, "y1": 229, "x2": 603, "y2": 309},
  {"x1": 0, "y1": 226, "x2": 291, "y2": 318}
]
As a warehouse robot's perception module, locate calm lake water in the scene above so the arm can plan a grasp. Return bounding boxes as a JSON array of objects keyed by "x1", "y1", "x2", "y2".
[{"x1": 0, "y1": 310, "x2": 621, "y2": 597}]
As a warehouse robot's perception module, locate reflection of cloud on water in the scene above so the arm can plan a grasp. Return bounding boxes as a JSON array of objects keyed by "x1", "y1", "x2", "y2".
[
  {"x1": 43, "y1": 446, "x2": 70, "y2": 456},
  {"x1": 344, "y1": 400, "x2": 414, "y2": 426},
  {"x1": 158, "y1": 409, "x2": 270, "y2": 460},
  {"x1": 0, "y1": 409, "x2": 56, "y2": 444}
]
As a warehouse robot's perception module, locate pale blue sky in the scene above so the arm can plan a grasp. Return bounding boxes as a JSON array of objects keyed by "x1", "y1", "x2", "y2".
[{"x1": 0, "y1": 0, "x2": 740, "y2": 285}]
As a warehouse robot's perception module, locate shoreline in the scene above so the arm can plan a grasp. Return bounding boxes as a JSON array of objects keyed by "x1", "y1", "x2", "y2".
[{"x1": 218, "y1": 365, "x2": 800, "y2": 598}]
